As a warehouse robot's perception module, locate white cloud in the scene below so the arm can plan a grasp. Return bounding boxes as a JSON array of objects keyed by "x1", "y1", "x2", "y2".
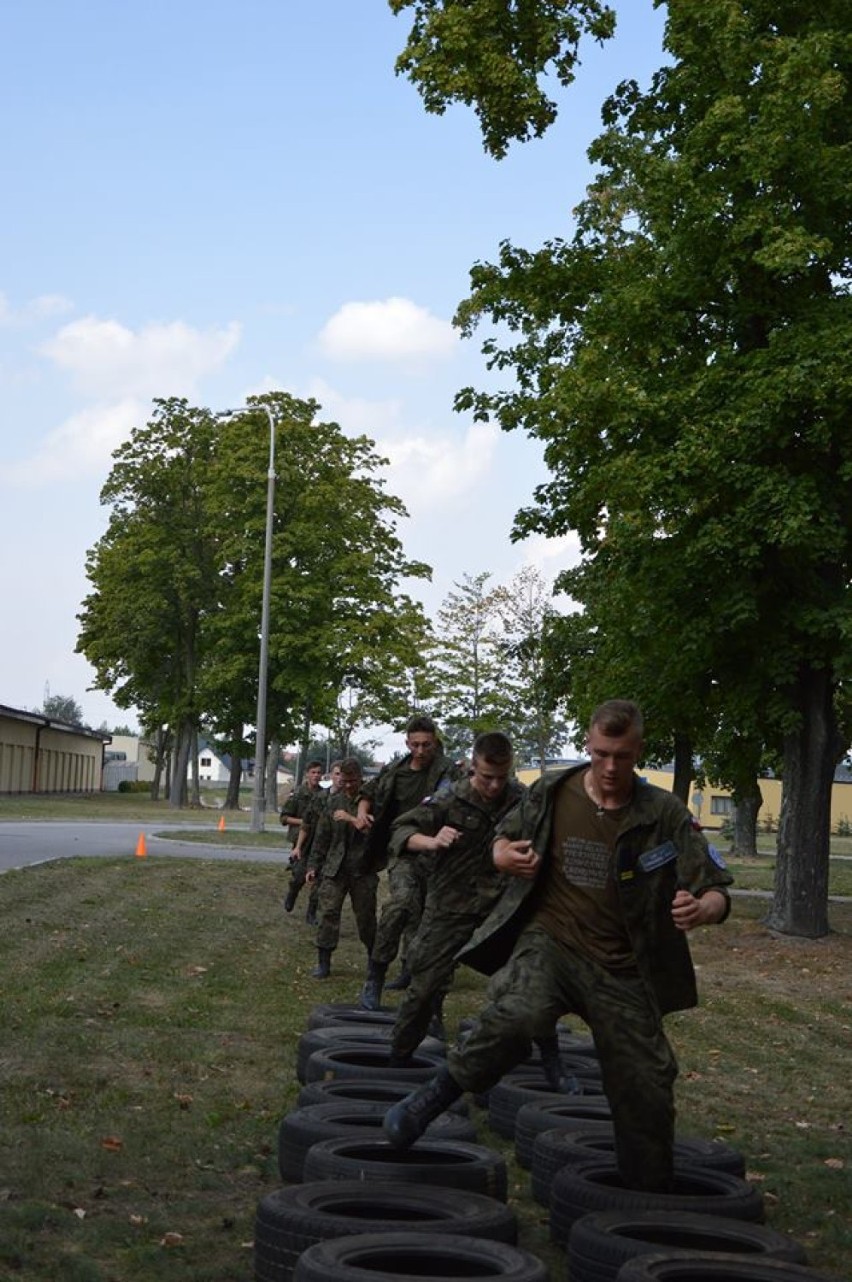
[
  {"x1": 41, "y1": 316, "x2": 241, "y2": 399},
  {"x1": 317, "y1": 297, "x2": 457, "y2": 364},
  {"x1": 377, "y1": 420, "x2": 499, "y2": 513},
  {"x1": 0, "y1": 290, "x2": 74, "y2": 326},
  {"x1": 300, "y1": 377, "x2": 404, "y2": 436},
  {"x1": 1, "y1": 399, "x2": 143, "y2": 487}
]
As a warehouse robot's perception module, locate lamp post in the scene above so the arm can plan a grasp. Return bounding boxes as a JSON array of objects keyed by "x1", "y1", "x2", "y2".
[{"x1": 218, "y1": 403, "x2": 277, "y2": 832}]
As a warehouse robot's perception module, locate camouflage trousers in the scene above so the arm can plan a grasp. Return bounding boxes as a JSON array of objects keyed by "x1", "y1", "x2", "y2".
[
  {"x1": 392, "y1": 909, "x2": 483, "y2": 1058},
  {"x1": 286, "y1": 853, "x2": 320, "y2": 914},
  {"x1": 371, "y1": 852, "x2": 429, "y2": 967},
  {"x1": 316, "y1": 864, "x2": 378, "y2": 956},
  {"x1": 446, "y1": 927, "x2": 678, "y2": 1192}
]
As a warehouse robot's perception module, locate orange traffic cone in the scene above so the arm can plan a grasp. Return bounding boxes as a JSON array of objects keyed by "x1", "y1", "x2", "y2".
[
  {"x1": 217, "y1": 815, "x2": 226, "y2": 832},
  {"x1": 135, "y1": 832, "x2": 147, "y2": 859}
]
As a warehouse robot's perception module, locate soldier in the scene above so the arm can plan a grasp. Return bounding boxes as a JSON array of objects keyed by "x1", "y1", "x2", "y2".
[
  {"x1": 384, "y1": 699, "x2": 734, "y2": 1194},
  {"x1": 293, "y1": 760, "x2": 343, "y2": 926},
  {"x1": 280, "y1": 760, "x2": 324, "y2": 914},
  {"x1": 306, "y1": 758, "x2": 378, "y2": 979},
  {"x1": 355, "y1": 715, "x2": 464, "y2": 1009},
  {"x1": 386, "y1": 731, "x2": 524, "y2": 1062}
]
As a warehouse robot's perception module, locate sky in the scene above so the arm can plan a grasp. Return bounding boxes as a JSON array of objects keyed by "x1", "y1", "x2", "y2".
[{"x1": 0, "y1": 0, "x2": 667, "y2": 745}]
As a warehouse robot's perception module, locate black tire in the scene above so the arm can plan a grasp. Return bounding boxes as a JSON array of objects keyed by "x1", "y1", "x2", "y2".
[
  {"x1": 304, "y1": 1044, "x2": 446, "y2": 1084},
  {"x1": 614, "y1": 1255, "x2": 833, "y2": 1282},
  {"x1": 277, "y1": 1102, "x2": 477, "y2": 1182},
  {"x1": 549, "y1": 1161, "x2": 765, "y2": 1247},
  {"x1": 488, "y1": 1071, "x2": 606, "y2": 1140},
  {"x1": 297, "y1": 1026, "x2": 444, "y2": 1084},
  {"x1": 296, "y1": 1077, "x2": 468, "y2": 1115},
  {"x1": 567, "y1": 1210, "x2": 808, "y2": 1282},
  {"x1": 532, "y1": 1130, "x2": 747, "y2": 1208},
  {"x1": 302, "y1": 1136, "x2": 508, "y2": 1202},
  {"x1": 254, "y1": 1181, "x2": 517, "y2": 1282},
  {"x1": 306, "y1": 1003, "x2": 399, "y2": 1030},
  {"x1": 515, "y1": 1098, "x2": 614, "y2": 1168},
  {"x1": 292, "y1": 1231, "x2": 548, "y2": 1282}
]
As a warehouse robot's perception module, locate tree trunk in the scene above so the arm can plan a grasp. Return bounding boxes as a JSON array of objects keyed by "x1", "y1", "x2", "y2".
[
  {"x1": 671, "y1": 732, "x2": 693, "y2": 804},
  {"x1": 764, "y1": 665, "x2": 839, "y2": 938},
  {"x1": 265, "y1": 735, "x2": 280, "y2": 813},
  {"x1": 224, "y1": 725, "x2": 243, "y2": 809},
  {"x1": 190, "y1": 728, "x2": 201, "y2": 808},
  {"x1": 169, "y1": 720, "x2": 192, "y2": 808},
  {"x1": 150, "y1": 725, "x2": 167, "y2": 802},
  {"x1": 730, "y1": 789, "x2": 761, "y2": 859}
]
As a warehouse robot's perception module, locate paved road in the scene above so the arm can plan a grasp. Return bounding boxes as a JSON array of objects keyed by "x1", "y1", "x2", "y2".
[{"x1": 0, "y1": 822, "x2": 285, "y2": 874}]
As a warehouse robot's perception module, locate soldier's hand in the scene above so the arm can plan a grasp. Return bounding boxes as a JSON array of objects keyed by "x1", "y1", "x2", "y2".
[
  {"x1": 672, "y1": 887, "x2": 726, "y2": 931},
  {"x1": 494, "y1": 838, "x2": 541, "y2": 879},
  {"x1": 432, "y1": 825, "x2": 461, "y2": 851},
  {"x1": 305, "y1": 869, "x2": 316, "y2": 884}
]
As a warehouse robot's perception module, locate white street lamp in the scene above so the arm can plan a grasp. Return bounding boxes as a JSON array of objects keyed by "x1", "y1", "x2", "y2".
[{"x1": 217, "y1": 404, "x2": 277, "y2": 832}]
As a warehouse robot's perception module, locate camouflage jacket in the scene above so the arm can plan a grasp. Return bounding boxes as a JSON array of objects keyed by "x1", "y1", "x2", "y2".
[
  {"x1": 308, "y1": 790, "x2": 370, "y2": 879},
  {"x1": 457, "y1": 764, "x2": 733, "y2": 1016},
  {"x1": 389, "y1": 776, "x2": 526, "y2": 916},
  {"x1": 359, "y1": 750, "x2": 465, "y2": 870},
  {"x1": 279, "y1": 782, "x2": 321, "y2": 844}
]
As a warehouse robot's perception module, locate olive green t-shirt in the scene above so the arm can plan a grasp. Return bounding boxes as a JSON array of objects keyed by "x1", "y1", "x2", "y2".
[
  {"x1": 390, "y1": 764, "x2": 435, "y2": 819},
  {"x1": 531, "y1": 769, "x2": 637, "y2": 971}
]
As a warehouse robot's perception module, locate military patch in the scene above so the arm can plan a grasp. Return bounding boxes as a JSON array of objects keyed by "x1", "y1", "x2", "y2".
[
  {"x1": 637, "y1": 840, "x2": 678, "y2": 873},
  {"x1": 708, "y1": 843, "x2": 728, "y2": 869}
]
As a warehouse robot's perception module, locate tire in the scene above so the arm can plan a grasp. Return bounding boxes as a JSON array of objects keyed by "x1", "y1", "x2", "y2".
[
  {"x1": 297, "y1": 1026, "x2": 444, "y2": 1084},
  {"x1": 302, "y1": 1136, "x2": 508, "y2": 1202},
  {"x1": 296, "y1": 1078, "x2": 468, "y2": 1115},
  {"x1": 614, "y1": 1256, "x2": 833, "y2": 1282},
  {"x1": 306, "y1": 1003, "x2": 399, "y2": 1030},
  {"x1": 549, "y1": 1161, "x2": 765, "y2": 1247},
  {"x1": 532, "y1": 1130, "x2": 747, "y2": 1208},
  {"x1": 514, "y1": 1098, "x2": 614, "y2": 1169},
  {"x1": 304, "y1": 1044, "x2": 446, "y2": 1085},
  {"x1": 277, "y1": 1102, "x2": 477, "y2": 1182},
  {"x1": 567, "y1": 1210, "x2": 808, "y2": 1282},
  {"x1": 487, "y1": 1071, "x2": 606, "y2": 1140},
  {"x1": 292, "y1": 1231, "x2": 548, "y2": 1282},
  {"x1": 254, "y1": 1181, "x2": 517, "y2": 1282}
]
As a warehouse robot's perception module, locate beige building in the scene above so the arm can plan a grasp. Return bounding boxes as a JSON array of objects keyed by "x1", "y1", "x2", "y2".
[
  {"x1": 518, "y1": 759, "x2": 852, "y2": 834},
  {"x1": 0, "y1": 703, "x2": 109, "y2": 795}
]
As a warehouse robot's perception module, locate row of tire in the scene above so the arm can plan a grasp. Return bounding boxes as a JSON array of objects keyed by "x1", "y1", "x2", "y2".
[{"x1": 253, "y1": 1004, "x2": 841, "y2": 1282}]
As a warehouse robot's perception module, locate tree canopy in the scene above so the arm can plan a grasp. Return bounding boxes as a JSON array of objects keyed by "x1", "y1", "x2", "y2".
[{"x1": 393, "y1": 0, "x2": 852, "y2": 935}]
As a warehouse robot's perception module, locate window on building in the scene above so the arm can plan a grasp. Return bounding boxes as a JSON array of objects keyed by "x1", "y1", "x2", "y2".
[
  {"x1": 200, "y1": 756, "x2": 212, "y2": 767},
  {"x1": 710, "y1": 795, "x2": 734, "y2": 816}
]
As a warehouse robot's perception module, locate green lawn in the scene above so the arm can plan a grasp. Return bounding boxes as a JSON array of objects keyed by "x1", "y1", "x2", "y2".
[{"x1": 0, "y1": 855, "x2": 849, "y2": 1281}]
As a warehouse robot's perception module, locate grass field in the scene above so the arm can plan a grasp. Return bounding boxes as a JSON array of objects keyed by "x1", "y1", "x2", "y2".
[{"x1": 0, "y1": 846, "x2": 849, "y2": 1282}]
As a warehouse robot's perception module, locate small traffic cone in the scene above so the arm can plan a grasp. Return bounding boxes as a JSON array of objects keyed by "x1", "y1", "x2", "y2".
[
  {"x1": 135, "y1": 832, "x2": 147, "y2": 859},
  {"x1": 217, "y1": 815, "x2": 226, "y2": 832}
]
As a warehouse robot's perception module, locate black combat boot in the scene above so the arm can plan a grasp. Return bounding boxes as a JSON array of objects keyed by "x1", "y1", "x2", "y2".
[
  {"x1": 535, "y1": 1034, "x2": 582, "y2": 1094},
  {"x1": 427, "y1": 994, "x2": 446, "y2": 1043},
  {"x1": 359, "y1": 958, "x2": 387, "y2": 1011},
  {"x1": 311, "y1": 948, "x2": 332, "y2": 979},
  {"x1": 384, "y1": 961, "x2": 412, "y2": 991},
  {"x1": 384, "y1": 1066, "x2": 463, "y2": 1149}
]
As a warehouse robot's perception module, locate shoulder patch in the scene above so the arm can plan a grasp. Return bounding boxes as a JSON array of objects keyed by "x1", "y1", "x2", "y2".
[
  {"x1": 637, "y1": 841, "x2": 679, "y2": 873},
  {"x1": 708, "y1": 843, "x2": 728, "y2": 870}
]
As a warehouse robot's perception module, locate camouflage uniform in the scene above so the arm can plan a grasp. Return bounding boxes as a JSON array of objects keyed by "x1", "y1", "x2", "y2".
[
  {"x1": 308, "y1": 790, "x2": 378, "y2": 958},
  {"x1": 296, "y1": 786, "x2": 337, "y2": 923},
  {"x1": 280, "y1": 780, "x2": 322, "y2": 910},
  {"x1": 388, "y1": 775, "x2": 525, "y2": 1059},
  {"x1": 446, "y1": 765, "x2": 734, "y2": 1192},
  {"x1": 362, "y1": 751, "x2": 464, "y2": 968}
]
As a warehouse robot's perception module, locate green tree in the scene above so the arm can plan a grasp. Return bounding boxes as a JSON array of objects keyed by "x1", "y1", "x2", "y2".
[
  {"x1": 390, "y1": 0, "x2": 616, "y2": 157},
  {"x1": 395, "y1": 1, "x2": 852, "y2": 936},
  {"x1": 428, "y1": 572, "x2": 509, "y2": 755},
  {"x1": 41, "y1": 693, "x2": 84, "y2": 725}
]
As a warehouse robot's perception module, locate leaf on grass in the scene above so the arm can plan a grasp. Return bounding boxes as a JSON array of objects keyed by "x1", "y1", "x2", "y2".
[
  {"x1": 174, "y1": 1093, "x2": 193, "y2": 1109},
  {"x1": 824, "y1": 1157, "x2": 844, "y2": 1170},
  {"x1": 100, "y1": 1136, "x2": 123, "y2": 1151},
  {"x1": 161, "y1": 1232, "x2": 184, "y2": 1247},
  {"x1": 794, "y1": 1120, "x2": 812, "y2": 1129},
  {"x1": 746, "y1": 1170, "x2": 766, "y2": 1182},
  {"x1": 129, "y1": 1214, "x2": 147, "y2": 1226},
  {"x1": 186, "y1": 965, "x2": 208, "y2": 977},
  {"x1": 73, "y1": 1208, "x2": 86, "y2": 1220}
]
